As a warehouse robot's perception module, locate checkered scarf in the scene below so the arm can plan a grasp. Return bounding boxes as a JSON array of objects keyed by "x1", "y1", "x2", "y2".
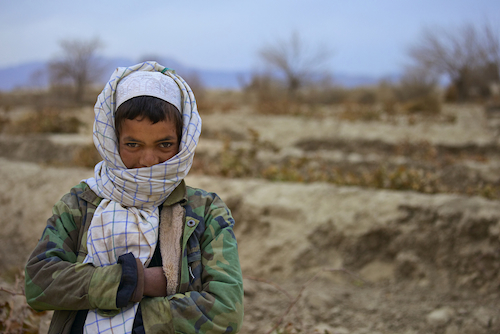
[{"x1": 82, "y1": 61, "x2": 201, "y2": 333}]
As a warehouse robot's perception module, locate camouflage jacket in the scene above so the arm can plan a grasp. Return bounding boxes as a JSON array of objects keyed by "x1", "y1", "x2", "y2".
[{"x1": 25, "y1": 181, "x2": 244, "y2": 333}]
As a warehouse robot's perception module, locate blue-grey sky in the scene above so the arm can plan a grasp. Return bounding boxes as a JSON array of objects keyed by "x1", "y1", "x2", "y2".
[{"x1": 1, "y1": 0, "x2": 499, "y2": 77}]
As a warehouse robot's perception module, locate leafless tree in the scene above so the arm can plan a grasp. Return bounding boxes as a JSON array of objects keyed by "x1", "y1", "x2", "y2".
[
  {"x1": 408, "y1": 22, "x2": 500, "y2": 101},
  {"x1": 49, "y1": 37, "x2": 104, "y2": 102},
  {"x1": 259, "y1": 32, "x2": 332, "y2": 96}
]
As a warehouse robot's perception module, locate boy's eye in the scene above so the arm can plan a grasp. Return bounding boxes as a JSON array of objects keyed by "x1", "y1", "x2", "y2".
[
  {"x1": 159, "y1": 142, "x2": 173, "y2": 148},
  {"x1": 126, "y1": 143, "x2": 139, "y2": 148}
]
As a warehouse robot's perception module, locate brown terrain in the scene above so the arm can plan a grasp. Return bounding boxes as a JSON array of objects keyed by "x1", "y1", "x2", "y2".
[{"x1": 0, "y1": 102, "x2": 499, "y2": 333}]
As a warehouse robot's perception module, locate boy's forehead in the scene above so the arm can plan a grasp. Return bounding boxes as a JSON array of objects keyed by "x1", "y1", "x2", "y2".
[{"x1": 120, "y1": 117, "x2": 178, "y2": 136}]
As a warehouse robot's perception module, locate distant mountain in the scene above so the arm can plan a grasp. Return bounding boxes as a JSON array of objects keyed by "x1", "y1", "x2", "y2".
[
  {"x1": 0, "y1": 61, "x2": 47, "y2": 91},
  {"x1": 0, "y1": 57, "x2": 394, "y2": 91}
]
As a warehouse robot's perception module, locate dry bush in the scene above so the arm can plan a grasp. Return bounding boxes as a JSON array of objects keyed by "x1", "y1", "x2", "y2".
[
  {"x1": 263, "y1": 81, "x2": 443, "y2": 121},
  {"x1": 408, "y1": 22, "x2": 500, "y2": 102},
  {"x1": 0, "y1": 88, "x2": 98, "y2": 111},
  {"x1": 327, "y1": 86, "x2": 387, "y2": 122},
  {"x1": 4, "y1": 107, "x2": 82, "y2": 134},
  {"x1": 0, "y1": 90, "x2": 46, "y2": 110},
  {"x1": 395, "y1": 140, "x2": 438, "y2": 161},
  {"x1": 48, "y1": 37, "x2": 104, "y2": 103},
  {"x1": 192, "y1": 128, "x2": 278, "y2": 178},
  {"x1": 347, "y1": 87, "x2": 378, "y2": 105},
  {"x1": 73, "y1": 143, "x2": 101, "y2": 168},
  {"x1": 256, "y1": 99, "x2": 308, "y2": 116},
  {"x1": 258, "y1": 31, "x2": 332, "y2": 96},
  {"x1": 261, "y1": 159, "x2": 308, "y2": 183},
  {"x1": 300, "y1": 85, "x2": 350, "y2": 105},
  {"x1": 324, "y1": 76, "x2": 443, "y2": 118},
  {"x1": 392, "y1": 69, "x2": 442, "y2": 115},
  {"x1": 193, "y1": 131, "x2": 447, "y2": 193},
  {"x1": 337, "y1": 102, "x2": 382, "y2": 122},
  {"x1": 400, "y1": 95, "x2": 441, "y2": 114},
  {"x1": 46, "y1": 85, "x2": 99, "y2": 107},
  {"x1": 196, "y1": 90, "x2": 242, "y2": 115},
  {"x1": 476, "y1": 184, "x2": 500, "y2": 199},
  {"x1": 0, "y1": 270, "x2": 48, "y2": 334},
  {"x1": 193, "y1": 131, "x2": 500, "y2": 199},
  {"x1": 217, "y1": 129, "x2": 272, "y2": 178},
  {"x1": 218, "y1": 139, "x2": 258, "y2": 178},
  {"x1": 370, "y1": 166, "x2": 442, "y2": 193},
  {"x1": 261, "y1": 159, "x2": 445, "y2": 195},
  {"x1": 243, "y1": 74, "x2": 326, "y2": 116},
  {"x1": 0, "y1": 114, "x2": 10, "y2": 132},
  {"x1": 242, "y1": 68, "x2": 442, "y2": 119},
  {"x1": 244, "y1": 74, "x2": 287, "y2": 113}
]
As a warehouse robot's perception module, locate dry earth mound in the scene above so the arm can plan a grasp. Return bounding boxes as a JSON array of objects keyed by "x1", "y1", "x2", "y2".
[{"x1": 1, "y1": 158, "x2": 499, "y2": 333}]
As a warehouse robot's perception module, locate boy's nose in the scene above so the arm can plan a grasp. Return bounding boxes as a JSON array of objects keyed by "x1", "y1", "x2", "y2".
[{"x1": 139, "y1": 150, "x2": 160, "y2": 168}]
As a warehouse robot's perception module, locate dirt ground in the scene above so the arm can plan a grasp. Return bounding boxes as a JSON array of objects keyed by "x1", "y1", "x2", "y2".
[{"x1": 0, "y1": 104, "x2": 499, "y2": 333}]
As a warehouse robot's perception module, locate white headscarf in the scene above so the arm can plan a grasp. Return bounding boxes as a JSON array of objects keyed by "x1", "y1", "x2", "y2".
[{"x1": 82, "y1": 61, "x2": 202, "y2": 333}]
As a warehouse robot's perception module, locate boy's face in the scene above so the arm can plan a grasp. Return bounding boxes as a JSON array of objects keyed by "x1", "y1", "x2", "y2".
[{"x1": 118, "y1": 116, "x2": 179, "y2": 169}]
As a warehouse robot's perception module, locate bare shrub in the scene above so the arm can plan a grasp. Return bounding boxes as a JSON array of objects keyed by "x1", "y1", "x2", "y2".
[
  {"x1": 244, "y1": 73, "x2": 331, "y2": 116},
  {"x1": 302, "y1": 85, "x2": 350, "y2": 105},
  {"x1": 408, "y1": 22, "x2": 500, "y2": 102},
  {"x1": 0, "y1": 114, "x2": 10, "y2": 132},
  {"x1": 0, "y1": 270, "x2": 48, "y2": 334},
  {"x1": 218, "y1": 129, "x2": 264, "y2": 178},
  {"x1": 349, "y1": 87, "x2": 378, "y2": 105},
  {"x1": 394, "y1": 67, "x2": 442, "y2": 114},
  {"x1": 195, "y1": 90, "x2": 241, "y2": 115},
  {"x1": 49, "y1": 37, "x2": 105, "y2": 104},
  {"x1": 0, "y1": 88, "x2": 98, "y2": 110},
  {"x1": 192, "y1": 131, "x2": 500, "y2": 199},
  {"x1": 244, "y1": 73, "x2": 287, "y2": 114},
  {"x1": 259, "y1": 32, "x2": 332, "y2": 96},
  {"x1": 371, "y1": 165, "x2": 442, "y2": 193},
  {"x1": 338, "y1": 103, "x2": 382, "y2": 122},
  {"x1": 244, "y1": 32, "x2": 333, "y2": 115},
  {"x1": 4, "y1": 108, "x2": 81, "y2": 134},
  {"x1": 73, "y1": 144, "x2": 101, "y2": 168},
  {"x1": 0, "y1": 91, "x2": 40, "y2": 110}
]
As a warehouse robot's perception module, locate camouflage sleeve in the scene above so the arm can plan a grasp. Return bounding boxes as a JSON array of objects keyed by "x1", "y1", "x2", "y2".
[
  {"x1": 24, "y1": 184, "x2": 123, "y2": 312},
  {"x1": 141, "y1": 191, "x2": 244, "y2": 334}
]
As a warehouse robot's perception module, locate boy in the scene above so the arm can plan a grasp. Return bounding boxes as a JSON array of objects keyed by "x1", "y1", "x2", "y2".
[{"x1": 24, "y1": 62, "x2": 244, "y2": 334}]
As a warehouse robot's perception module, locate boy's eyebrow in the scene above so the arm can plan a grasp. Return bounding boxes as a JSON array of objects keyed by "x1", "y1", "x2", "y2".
[
  {"x1": 121, "y1": 135, "x2": 177, "y2": 143},
  {"x1": 156, "y1": 135, "x2": 177, "y2": 143},
  {"x1": 122, "y1": 136, "x2": 141, "y2": 142}
]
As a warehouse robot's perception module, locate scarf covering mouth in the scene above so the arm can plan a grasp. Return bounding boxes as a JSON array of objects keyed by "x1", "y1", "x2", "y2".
[{"x1": 82, "y1": 61, "x2": 202, "y2": 334}]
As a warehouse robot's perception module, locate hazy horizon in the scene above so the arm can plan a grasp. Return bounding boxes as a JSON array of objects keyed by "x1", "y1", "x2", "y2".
[{"x1": 1, "y1": 0, "x2": 500, "y2": 78}]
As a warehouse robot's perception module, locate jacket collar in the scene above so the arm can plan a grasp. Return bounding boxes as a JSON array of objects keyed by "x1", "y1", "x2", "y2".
[{"x1": 163, "y1": 180, "x2": 188, "y2": 206}]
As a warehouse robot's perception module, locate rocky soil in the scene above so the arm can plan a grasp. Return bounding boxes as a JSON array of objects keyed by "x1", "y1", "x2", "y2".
[{"x1": 1, "y1": 104, "x2": 500, "y2": 333}]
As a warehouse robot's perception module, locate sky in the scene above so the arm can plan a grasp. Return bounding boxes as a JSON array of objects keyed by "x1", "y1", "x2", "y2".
[{"x1": 1, "y1": 0, "x2": 500, "y2": 78}]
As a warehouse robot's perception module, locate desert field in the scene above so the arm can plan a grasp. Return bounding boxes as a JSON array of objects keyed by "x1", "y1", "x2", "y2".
[{"x1": 1, "y1": 100, "x2": 499, "y2": 333}]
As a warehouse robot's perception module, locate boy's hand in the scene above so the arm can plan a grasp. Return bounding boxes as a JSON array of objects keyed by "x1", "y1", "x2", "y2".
[{"x1": 143, "y1": 267, "x2": 168, "y2": 297}]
